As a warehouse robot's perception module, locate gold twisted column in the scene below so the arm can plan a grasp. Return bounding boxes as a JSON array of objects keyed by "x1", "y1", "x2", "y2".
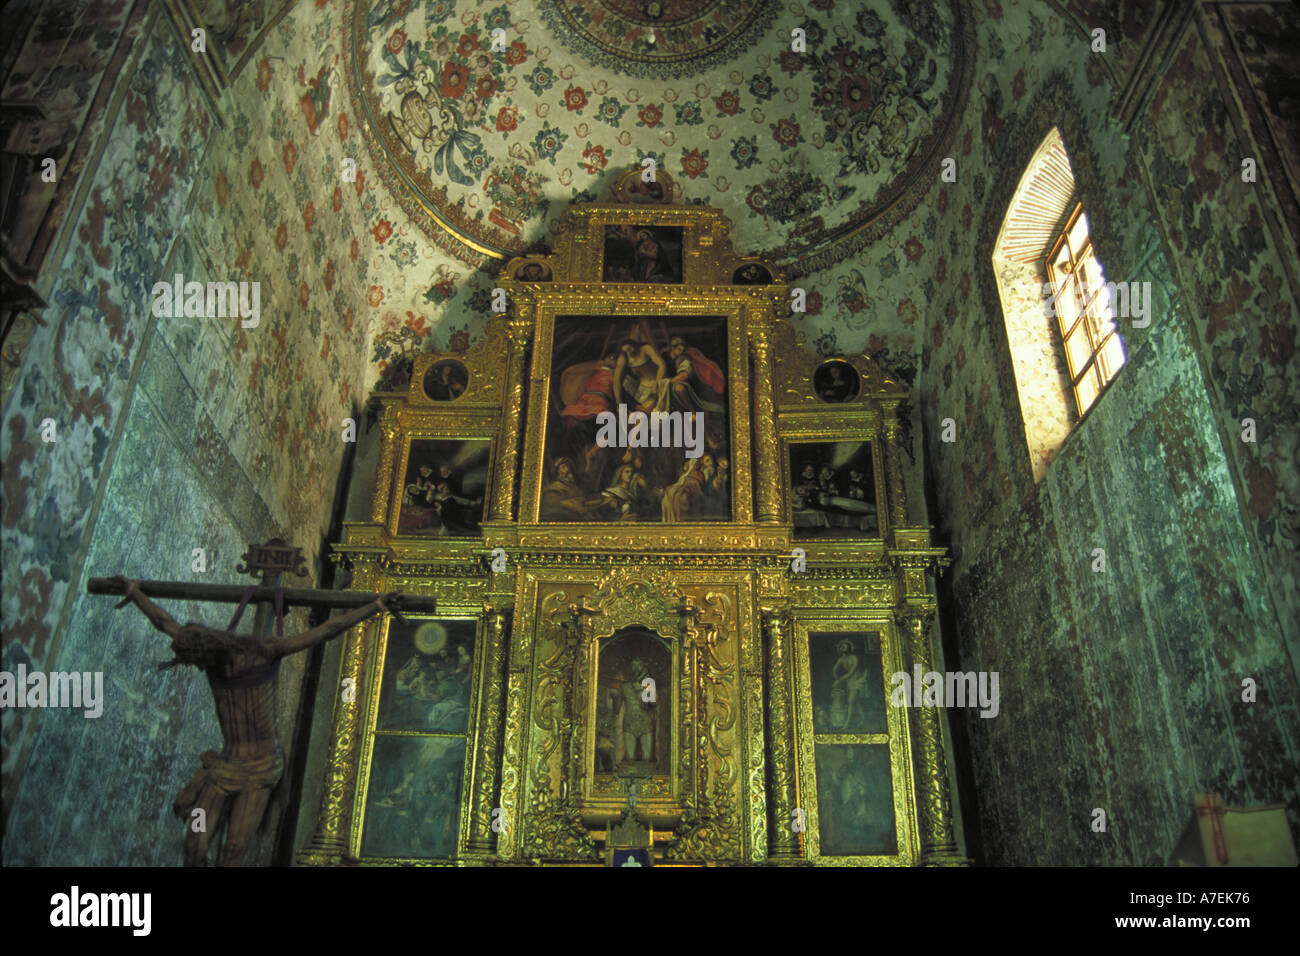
[
  {"x1": 301, "y1": 562, "x2": 380, "y2": 862},
  {"x1": 898, "y1": 604, "x2": 967, "y2": 866},
  {"x1": 761, "y1": 602, "x2": 802, "y2": 859},
  {"x1": 882, "y1": 419, "x2": 908, "y2": 530},
  {"x1": 467, "y1": 602, "x2": 512, "y2": 853},
  {"x1": 490, "y1": 318, "x2": 532, "y2": 522},
  {"x1": 371, "y1": 417, "x2": 401, "y2": 525},
  {"x1": 750, "y1": 318, "x2": 783, "y2": 523}
]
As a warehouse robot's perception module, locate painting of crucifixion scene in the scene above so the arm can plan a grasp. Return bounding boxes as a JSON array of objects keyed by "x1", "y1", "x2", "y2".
[
  {"x1": 543, "y1": 316, "x2": 731, "y2": 523},
  {"x1": 396, "y1": 439, "x2": 489, "y2": 536},
  {"x1": 809, "y1": 631, "x2": 887, "y2": 735},
  {"x1": 789, "y1": 441, "x2": 880, "y2": 537},
  {"x1": 594, "y1": 629, "x2": 672, "y2": 776}
]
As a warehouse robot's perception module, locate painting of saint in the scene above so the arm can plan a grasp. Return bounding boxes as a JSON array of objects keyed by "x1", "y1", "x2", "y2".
[
  {"x1": 377, "y1": 619, "x2": 476, "y2": 734},
  {"x1": 603, "y1": 225, "x2": 683, "y2": 283},
  {"x1": 814, "y1": 744, "x2": 897, "y2": 856},
  {"x1": 789, "y1": 441, "x2": 879, "y2": 537},
  {"x1": 362, "y1": 735, "x2": 466, "y2": 859},
  {"x1": 594, "y1": 630, "x2": 671, "y2": 775},
  {"x1": 423, "y1": 360, "x2": 468, "y2": 401},
  {"x1": 809, "y1": 631, "x2": 886, "y2": 734},
  {"x1": 813, "y1": 360, "x2": 859, "y2": 402},
  {"x1": 544, "y1": 316, "x2": 730, "y2": 522},
  {"x1": 397, "y1": 439, "x2": 489, "y2": 535}
]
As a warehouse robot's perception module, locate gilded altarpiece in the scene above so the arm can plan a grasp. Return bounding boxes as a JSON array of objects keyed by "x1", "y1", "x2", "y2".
[{"x1": 299, "y1": 169, "x2": 962, "y2": 867}]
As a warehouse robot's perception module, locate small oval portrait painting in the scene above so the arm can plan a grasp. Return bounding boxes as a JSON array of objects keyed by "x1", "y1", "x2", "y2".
[
  {"x1": 732, "y1": 262, "x2": 772, "y2": 285},
  {"x1": 813, "y1": 360, "x2": 860, "y2": 403},
  {"x1": 424, "y1": 360, "x2": 469, "y2": 402},
  {"x1": 515, "y1": 261, "x2": 552, "y2": 282}
]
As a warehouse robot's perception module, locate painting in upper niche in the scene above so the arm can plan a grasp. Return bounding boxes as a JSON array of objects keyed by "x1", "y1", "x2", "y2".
[
  {"x1": 397, "y1": 439, "x2": 488, "y2": 535},
  {"x1": 594, "y1": 629, "x2": 672, "y2": 776},
  {"x1": 789, "y1": 441, "x2": 879, "y2": 537},
  {"x1": 813, "y1": 360, "x2": 860, "y2": 402},
  {"x1": 423, "y1": 360, "x2": 468, "y2": 401},
  {"x1": 602, "y1": 225, "x2": 683, "y2": 283},
  {"x1": 815, "y1": 743, "x2": 897, "y2": 856},
  {"x1": 809, "y1": 631, "x2": 886, "y2": 735},
  {"x1": 544, "y1": 316, "x2": 730, "y2": 522}
]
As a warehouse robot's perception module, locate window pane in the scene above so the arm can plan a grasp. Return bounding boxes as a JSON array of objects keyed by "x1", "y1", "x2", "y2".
[
  {"x1": 1069, "y1": 212, "x2": 1090, "y2": 258},
  {"x1": 1097, "y1": 334, "x2": 1126, "y2": 385},
  {"x1": 1055, "y1": 275, "x2": 1080, "y2": 329},
  {"x1": 1053, "y1": 239, "x2": 1072, "y2": 275},
  {"x1": 1076, "y1": 365, "x2": 1101, "y2": 413},
  {"x1": 1063, "y1": 323, "x2": 1091, "y2": 377}
]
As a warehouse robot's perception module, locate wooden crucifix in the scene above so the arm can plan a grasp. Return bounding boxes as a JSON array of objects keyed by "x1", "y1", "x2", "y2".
[{"x1": 89, "y1": 539, "x2": 435, "y2": 867}]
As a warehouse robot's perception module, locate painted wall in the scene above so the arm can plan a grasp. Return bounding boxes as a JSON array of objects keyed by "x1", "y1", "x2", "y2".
[{"x1": 924, "y1": 1, "x2": 1299, "y2": 864}]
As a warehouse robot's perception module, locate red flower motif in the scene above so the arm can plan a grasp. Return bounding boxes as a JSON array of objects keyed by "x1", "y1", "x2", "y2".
[
  {"x1": 680, "y1": 148, "x2": 708, "y2": 179},
  {"x1": 340, "y1": 381, "x2": 351, "y2": 406},
  {"x1": 303, "y1": 201, "x2": 315, "y2": 231},
  {"x1": 495, "y1": 105, "x2": 518, "y2": 131},
  {"x1": 936, "y1": 189, "x2": 949, "y2": 213},
  {"x1": 372, "y1": 220, "x2": 393, "y2": 244},
  {"x1": 283, "y1": 141, "x2": 297, "y2": 174},
  {"x1": 337, "y1": 112, "x2": 348, "y2": 142},
  {"x1": 257, "y1": 58, "x2": 272, "y2": 92},
  {"x1": 350, "y1": 237, "x2": 360, "y2": 261},
  {"x1": 440, "y1": 62, "x2": 469, "y2": 99},
  {"x1": 904, "y1": 237, "x2": 923, "y2": 262},
  {"x1": 275, "y1": 223, "x2": 288, "y2": 251},
  {"x1": 812, "y1": 0, "x2": 834, "y2": 9},
  {"x1": 387, "y1": 29, "x2": 407, "y2": 54},
  {"x1": 299, "y1": 282, "x2": 310, "y2": 308},
  {"x1": 476, "y1": 74, "x2": 497, "y2": 98},
  {"x1": 368, "y1": 285, "x2": 385, "y2": 308},
  {"x1": 564, "y1": 85, "x2": 588, "y2": 111},
  {"x1": 458, "y1": 33, "x2": 479, "y2": 57},
  {"x1": 773, "y1": 117, "x2": 800, "y2": 147},
  {"x1": 449, "y1": 329, "x2": 470, "y2": 353},
  {"x1": 333, "y1": 185, "x2": 343, "y2": 213},
  {"x1": 840, "y1": 76, "x2": 872, "y2": 113},
  {"x1": 324, "y1": 260, "x2": 336, "y2": 291},
  {"x1": 506, "y1": 41, "x2": 527, "y2": 65},
  {"x1": 805, "y1": 290, "x2": 824, "y2": 315},
  {"x1": 897, "y1": 298, "x2": 919, "y2": 325},
  {"x1": 779, "y1": 51, "x2": 803, "y2": 74},
  {"x1": 983, "y1": 0, "x2": 1003, "y2": 18},
  {"x1": 249, "y1": 157, "x2": 264, "y2": 189},
  {"x1": 405, "y1": 311, "x2": 429, "y2": 336},
  {"x1": 354, "y1": 170, "x2": 365, "y2": 196},
  {"x1": 344, "y1": 307, "x2": 355, "y2": 333},
  {"x1": 321, "y1": 335, "x2": 331, "y2": 360},
  {"x1": 936, "y1": 256, "x2": 947, "y2": 283},
  {"x1": 715, "y1": 90, "x2": 741, "y2": 115},
  {"x1": 638, "y1": 103, "x2": 663, "y2": 127},
  {"x1": 581, "y1": 143, "x2": 608, "y2": 174},
  {"x1": 1261, "y1": 319, "x2": 1296, "y2": 367},
  {"x1": 956, "y1": 345, "x2": 967, "y2": 371}
]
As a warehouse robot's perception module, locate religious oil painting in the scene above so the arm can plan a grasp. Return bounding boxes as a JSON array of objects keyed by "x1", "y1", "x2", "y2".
[
  {"x1": 361, "y1": 735, "x2": 465, "y2": 860},
  {"x1": 789, "y1": 441, "x2": 879, "y2": 537},
  {"x1": 377, "y1": 619, "x2": 476, "y2": 734},
  {"x1": 544, "y1": 315, "x2": 731, "y2": 523},
  {"x1": 396, "y1": 438, "x2": 489, "y2": 536},
  {"x1": 594, "y1": 629, "x2": 672, "y2": 776},
  {"x1": 815, "y1": 743, "x2": 897, "y2": 856},
  {"x1": 602, "y1": 225, "x2": 684, "y2": 282},
  {"x1": 423, "y1": 360, "x2": 468, "y2": 401},
  {"x1": 813, "y1": 359, "x2": 860, "y2": 403},
  {"x1": 809, "y1": 631, "x2": 886, "y2": 735}
]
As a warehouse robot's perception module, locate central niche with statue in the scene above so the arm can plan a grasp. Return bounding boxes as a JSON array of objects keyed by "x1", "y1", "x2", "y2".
[{"x1": 299, "y1": 168, "x2": 960, "y2": 867}]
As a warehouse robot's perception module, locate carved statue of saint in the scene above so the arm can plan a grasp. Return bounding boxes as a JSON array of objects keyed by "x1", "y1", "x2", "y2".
[{"x1": 617, "y1": 658, "x2": 656, "y2": 765}]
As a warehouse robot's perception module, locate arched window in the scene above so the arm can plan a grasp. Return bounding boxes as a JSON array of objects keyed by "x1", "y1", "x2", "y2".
[{"x1": 993, "y1": 128, "x2": 1126, "y2": 482}]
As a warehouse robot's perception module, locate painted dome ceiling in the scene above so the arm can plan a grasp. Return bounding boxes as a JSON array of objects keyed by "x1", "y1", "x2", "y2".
[{"x1": 348, "y1": 0, "x2": 970, "y2": 272}]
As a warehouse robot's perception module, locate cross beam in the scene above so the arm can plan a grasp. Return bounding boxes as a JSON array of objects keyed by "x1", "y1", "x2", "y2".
[{"x1": 87, "y1": 577, "x2": 438, "y2": 613}]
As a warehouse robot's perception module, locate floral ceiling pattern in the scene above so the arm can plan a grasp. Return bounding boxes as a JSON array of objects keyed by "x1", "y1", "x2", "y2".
[{"x1": 347, "y1": 0, "x2": 969, "y2": 271}]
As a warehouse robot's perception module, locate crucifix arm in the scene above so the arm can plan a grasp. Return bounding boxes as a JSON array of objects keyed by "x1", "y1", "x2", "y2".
[
  {"x1": 109, "y1": 577, "x2": 183, "y2": 638},
  {"x1": 267, "y1": 592, "x2": 400, "y2": 659}
]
